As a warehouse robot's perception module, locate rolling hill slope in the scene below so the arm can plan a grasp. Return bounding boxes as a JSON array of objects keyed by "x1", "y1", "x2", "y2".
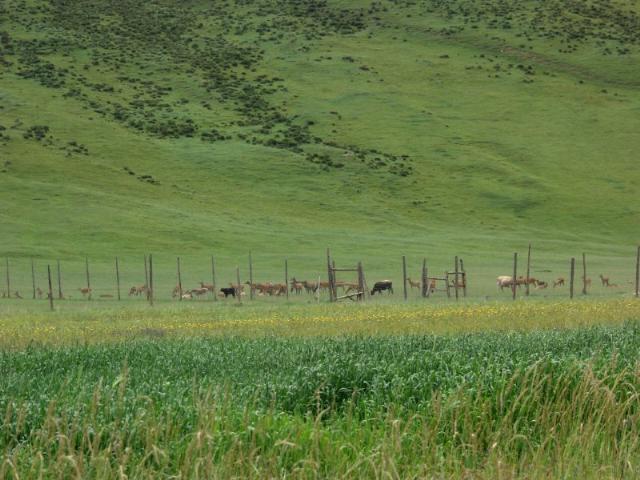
[{"x1": 1, "y1": 0, "x2": 638, "y2": 273}]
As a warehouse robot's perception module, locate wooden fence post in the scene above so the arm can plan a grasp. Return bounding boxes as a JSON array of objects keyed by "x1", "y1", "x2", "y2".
[
  {"x1": 115, "y1": 257, "x2": 121, "y2": 301},
  {"x1": 85, "y1": 257, "x2": 91, "y2": 299},
  {"x1": 460, "y1": 258, "x2": 467, "y2": 297},
  {"x1": 326, "y1": 248, "x2": 334, "y2": 302},
  {"x1": 148, "y1": 254, "x2": 154, "y2": 306},
  {"x1": 285, "y1": 259, "x2": 289, "y2": 301},
  {"x1": 636, "y1": 246, "x2": 640, "y2": 298},
  {"x1": 332, "y1": 260, "x2": 338, "y2": 301},
  {"x1": 512, "y1": 252, "x2": 518, "y2": 301},
  {"x1": 570, "y1": 257, "x2": 575, "y2": 299},
  {"x1": 402, "y1": 255, "x2": 408, "y2": 301},
  {"x1": 249, "y1": 252, "x2": 254, "y2": 300},
  {"x1": 421, "y1": 258, "x2": 427, "y2": 298},
  {"x1": 5, "y1": 257, "x2": 10, "y2": 298},
  {"x1": 236, "y1": 266, "x2": 242, "y2": 304},
  {"x1": 56, "y1": 260, "x2": 63, "y2": 299},
  {"x1": 425, "y1": 265, "x2": 430, "y2": 298},
  {"x1": 582, "y1": 252, "x2": 588, "y2": 295},
  {"x1": 525, "y1": 244, "x2": 531, "y2": 297},
  {"x1": 31, "y1": 258, "x2": 36, "y2": 299},
  {"x1": 177, "y1": 257, "x2": 183, "y2": 301},
  {"x1": 47, "y1": 264, "x2": 54, "y2": 311},
  {"x1": 357, "y1": 261, "x2": 365, "y2": 301},
  {"x1": 144, "y1": 255, "x2": 149, "y2": 301},
  {"x1": 445, "y1": 271, "x2": 451, "y2": 298},
  {"x1": 211, "y1": 256, "x2": 217, "y2": 301},
  {"x1": 454, "y1": 256, "x2": 459, "y2": 301}
]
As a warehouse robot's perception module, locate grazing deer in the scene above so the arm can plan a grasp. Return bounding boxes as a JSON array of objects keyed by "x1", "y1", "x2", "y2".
[
  {"x1": 190, "y1": 287, "x2": 209, "y2": 297},
  {"x1": 129, "y1": 285, "x2": 147, "y2": 296},
  {"x1": 496, "y1": 276, "x2": 514, "y2": 291},
  {"x1": 270, "y1": 283, "x2": 287, "y2": 296},
  {"x1": 407, "y1": 277, "x2": 421, "y2": 290},
  {"x1": 79, "y1": 287, "x2": 92, "y2": 298},
  {"x1": 599, "y1": 274, "x2": 610, "y2": 287},
  {"x1": 553, "y1": 278, "x2": 565, "y2": 288}
]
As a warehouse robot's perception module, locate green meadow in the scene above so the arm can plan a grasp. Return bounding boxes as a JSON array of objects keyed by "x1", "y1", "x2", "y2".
[
  {"x1": 2, "y1": 0, "x2": 640, "y2": 477},
  {"x1": 0, "y1": 0, "x2": 638, "y2": 267}
]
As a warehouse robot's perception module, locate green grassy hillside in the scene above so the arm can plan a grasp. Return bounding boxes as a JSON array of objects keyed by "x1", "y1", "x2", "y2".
[{"x1": 1, "y1": 0, "x2": 639, "y2": 276}]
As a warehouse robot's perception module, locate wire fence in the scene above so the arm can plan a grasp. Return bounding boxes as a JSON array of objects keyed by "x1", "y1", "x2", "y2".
[{"x1": 1, "y1": 246, "x2": 638, "y2": 309}]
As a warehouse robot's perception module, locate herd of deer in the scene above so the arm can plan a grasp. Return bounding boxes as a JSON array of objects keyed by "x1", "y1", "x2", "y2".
[
  {"x1": 496, "y1": 274, "x2": 618, "y2": 291},
  {"x1": 1, "y1": 273, "x2": 625, "y2": 300}
]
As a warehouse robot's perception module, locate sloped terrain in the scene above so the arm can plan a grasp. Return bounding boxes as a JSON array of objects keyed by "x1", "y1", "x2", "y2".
[{"x1": 1, "y1": 0, "x2": 639, "y2": 266}]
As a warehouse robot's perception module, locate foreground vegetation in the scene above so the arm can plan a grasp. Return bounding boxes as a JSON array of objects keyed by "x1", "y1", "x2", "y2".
[{"x1": 2, "y1": 316, "x2": 640, "y2": 478}]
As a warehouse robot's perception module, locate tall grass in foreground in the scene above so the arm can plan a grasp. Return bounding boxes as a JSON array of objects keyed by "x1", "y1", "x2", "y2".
[{"x1": 2, "y1": 324, "x2": 640, "y2": 478}]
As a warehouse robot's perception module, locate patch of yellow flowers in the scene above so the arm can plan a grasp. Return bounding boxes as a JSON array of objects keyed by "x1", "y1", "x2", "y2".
[{"x1": 1, "y1": 298, "x2": 639, "y2": 349}]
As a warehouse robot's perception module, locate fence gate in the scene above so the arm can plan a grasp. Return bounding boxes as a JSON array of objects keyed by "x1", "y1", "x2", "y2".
[{"x1": 327, "y1": 251, "x2": 367, "y2": 302}]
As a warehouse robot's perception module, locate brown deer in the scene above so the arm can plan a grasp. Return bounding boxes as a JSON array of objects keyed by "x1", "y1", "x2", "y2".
[
  {"x1": 36, "y1": 287, "x2": 43, "y2": 299},
  {"x1": 535, "y1": 280, "x2": 548, "y2": 289},
  {"x1": 130, "y1": 285, "x2": 147, "y2": 296},
  {"x1": 290, "y1": 278, "x2": 304, "y2": 294},
  {"x1": 553, "y1": 278, "x2": 565, "y2": 288},
  {"x1": 190, "y1": 287, "x2": 209, "y2": 297},
  {"x1": 199, "y1": 281, "x2": 215, "y2": 293},
  {"x1": 407, "y1": 277, "x2": 421, "y2": 290},
  {"x1": 79, "y1": 287, "x2": 92, "y2": 298},
  {"x1": 302, "y1": 280, "x2": 318, "y2": 294},
  {"x1": 599, "y1": 274, "x2": 610, "y2": 287}
]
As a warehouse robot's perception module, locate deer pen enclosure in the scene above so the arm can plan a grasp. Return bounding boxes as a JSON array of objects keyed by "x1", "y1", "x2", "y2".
[{"x1": 0, "y1": 245, "x2": 638, "y2": 312}]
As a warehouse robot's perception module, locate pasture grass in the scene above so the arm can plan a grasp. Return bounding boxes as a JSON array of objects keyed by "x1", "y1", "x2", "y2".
[{"x1": 0, "y1": 0, "x2": 639, "y2": 266}]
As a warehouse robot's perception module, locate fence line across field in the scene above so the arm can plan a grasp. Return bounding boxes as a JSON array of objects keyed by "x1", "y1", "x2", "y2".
[{"x1": 1, "y1": 246, "x2": 639, "y2": 307}]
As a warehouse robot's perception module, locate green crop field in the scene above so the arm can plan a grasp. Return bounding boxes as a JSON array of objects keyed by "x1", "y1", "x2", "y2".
[{"x1": 2, "y1": 0, "x2": 640, "y2": 477}]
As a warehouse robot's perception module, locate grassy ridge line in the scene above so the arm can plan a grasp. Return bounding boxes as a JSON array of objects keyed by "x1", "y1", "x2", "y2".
[
  {"x1": 1, "y1": 298, "x2": 639, "y2": 348},
  {"x1": 2, "y1": 323, "x2": 640, "y2": 477}
]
